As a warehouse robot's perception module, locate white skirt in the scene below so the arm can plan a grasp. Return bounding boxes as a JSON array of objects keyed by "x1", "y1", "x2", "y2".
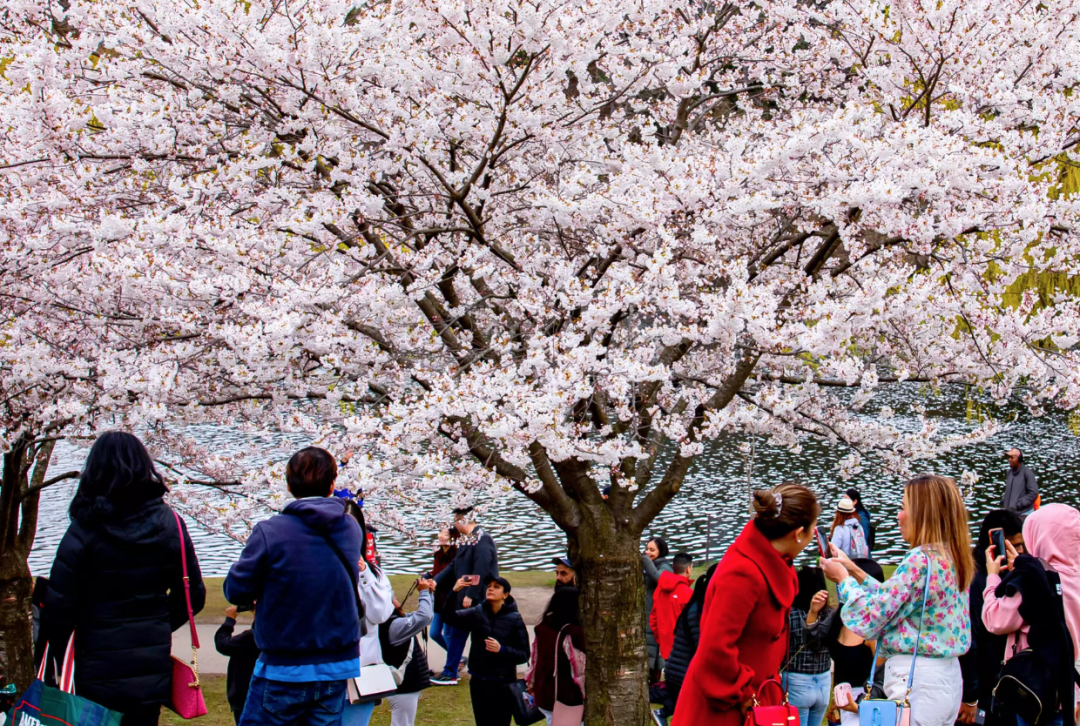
[{"x1": 883, "y1": 655, "x2": 962, "y2": 726}]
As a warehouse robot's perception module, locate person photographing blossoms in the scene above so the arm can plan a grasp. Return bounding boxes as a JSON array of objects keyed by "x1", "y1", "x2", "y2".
[
  {"x1": 821, "y1": 474, "x2": 973, "y2": 726},
  {"x1": 672, "y1": 483, "x2": 820, "y2": 726}
]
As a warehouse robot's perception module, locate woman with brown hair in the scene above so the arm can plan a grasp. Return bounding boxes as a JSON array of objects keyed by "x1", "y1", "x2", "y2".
[
  {"x1": 822, "y1": 474, "x2": 974, "y2": 726},
  {"x1": 671, "y1": 483, "x2": 820, "y2": 726}
]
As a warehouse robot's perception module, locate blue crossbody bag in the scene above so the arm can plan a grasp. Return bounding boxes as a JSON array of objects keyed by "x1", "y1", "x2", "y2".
[{"x1": 858, "y1": 551, "x2": 933, "y2": 726}]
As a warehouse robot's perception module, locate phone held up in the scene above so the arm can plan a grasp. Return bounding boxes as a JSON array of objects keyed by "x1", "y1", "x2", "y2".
[
  {"x1": 464, "y1": 574, "x2": 481, "y2": 586},
  {"x1": 815, "y1": 526, "x2": 830, "y2": 559},
  {"x1": 990, "y1": 528, "x2": 1007, "y2": 564}
]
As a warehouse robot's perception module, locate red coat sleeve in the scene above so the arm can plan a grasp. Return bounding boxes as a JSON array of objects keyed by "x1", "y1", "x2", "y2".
[{"x1": 694, "y1": 564, "x2": 763, "y2": 710}]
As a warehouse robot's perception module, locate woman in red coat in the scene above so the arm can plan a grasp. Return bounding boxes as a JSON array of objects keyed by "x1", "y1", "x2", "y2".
[{"x1": 672, "y1": 483, "x2": 820, "y2": 726}]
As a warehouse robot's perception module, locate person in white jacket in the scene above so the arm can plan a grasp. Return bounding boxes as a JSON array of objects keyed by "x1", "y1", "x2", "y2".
[{"x1": 343, "y1": 556, "x2": 395, "y2": 726}]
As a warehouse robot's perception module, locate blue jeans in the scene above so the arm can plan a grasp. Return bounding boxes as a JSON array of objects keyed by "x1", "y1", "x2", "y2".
[
  {"x1": 441, "y1": 622, "x2": 468, "y2": 677},
  {"x1": 783, "y1": 671, "x2": 831, "y2": 726},
  {"x1": 341, "y1": 702, "x2": 375, "y2": 726},
  {"x1": 430, "y1": 612, "x2": 449, "y2": 652},
  {"x1": 238, "y1": 676, "x2": 346, "y2": 726}
]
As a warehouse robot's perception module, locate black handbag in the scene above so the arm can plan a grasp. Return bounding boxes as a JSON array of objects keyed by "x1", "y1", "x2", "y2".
[{"x1": 507, "y1": 679, "x2": 544, "y2": 726}]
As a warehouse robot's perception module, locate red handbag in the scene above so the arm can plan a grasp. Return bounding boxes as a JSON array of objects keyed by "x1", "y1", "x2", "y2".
[
  {"x1": 169, "y1": 510, "x2": 208, "y2": 719},
  {"x1": 744, "y1": 678, "x2": 800, "y2": 726}
]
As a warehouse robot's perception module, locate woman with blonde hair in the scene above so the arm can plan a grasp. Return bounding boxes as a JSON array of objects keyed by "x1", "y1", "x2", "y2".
[{"x1": 822, "y1": 474, "x2": 974, "y2": 726}]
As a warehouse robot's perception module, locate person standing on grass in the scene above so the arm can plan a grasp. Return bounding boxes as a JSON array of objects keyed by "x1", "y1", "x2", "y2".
[
  {"x1": 380, "y1": 578, "x2": 437, "y2": 726},
  {"x1": 428, "y1": 526, "x2": 458, "y2": 664},
  {"x1": 981, "y1": 504, "x2": 1080, "y2": 726},
  {"x1": 527, "y1": 587, "x2": 586, "y2": 726},
  {"x1": 432, "y1": 506, "x2": 500, "y2": 686},
  {"x1": 822, "y1": 474, "x2": 973, "y2": 726},
  {"x1": 643, "y1": 536, "x2": 673, "y2": 684},
  {"x1": 42, "y1": 431, "x2": 207, "y2": 726},
  {"x1": 782, "y1": 567, "x2": 833, "y2": 726},
  {"x1": 655, "y1": 563, "x2": 717, "y2": 725},
  {"x1": 1002, "y1": 449, "x2": 1039, "y2": 516},
  {"x1": 224, "y1": 446, "x2": 363, "y2": 726},
  {"x1": 216, "y1": 605, "x2": 261, "y2": 725},
  {"x1": 446, "y1": 576, "x2": 530, "y2": 726},
  {"x1": 672, "y1": 483, "x2": 821, "y2": 726},
  {"x1": 651, "y1": 552, "x2": 694, "y2": 664},
  {"x1": 956, "y1": 510, "x2": 1025, "y2": 724}
]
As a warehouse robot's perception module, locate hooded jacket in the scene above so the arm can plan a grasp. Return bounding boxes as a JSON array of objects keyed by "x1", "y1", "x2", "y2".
[
  {"x1": 434, "y1": 526, "x2": 499, "y2": 610},
  {"x1": 41, "y1": 497, "x2": 206, "y2": 711},
  {"x1": 650, "y1": 570, "x2": 693, "y2": 660},
  {"x1": 224, "y1": 497, "x2": 363, "y2": 666},
  {"x1": 671, "y1": 521, "x2": 797, "y2": 726},
  {"x1": 447, "y1": 596, "x2": 530, "y2": 683}
]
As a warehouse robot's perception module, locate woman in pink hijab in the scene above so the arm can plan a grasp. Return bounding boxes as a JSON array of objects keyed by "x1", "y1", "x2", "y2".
[{"x1": 982, "y1": 504, "x2": 1080, "y2": 726}]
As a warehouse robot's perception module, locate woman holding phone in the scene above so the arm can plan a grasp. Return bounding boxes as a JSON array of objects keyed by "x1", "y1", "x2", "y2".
[{"x1": 821, "y1": 474, "x2": 973, "y2": 726}]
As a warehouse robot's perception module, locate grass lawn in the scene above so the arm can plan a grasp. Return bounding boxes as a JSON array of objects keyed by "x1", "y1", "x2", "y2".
[{"x1": 159, "y1": 674, "x2": 481, "y2": 726}]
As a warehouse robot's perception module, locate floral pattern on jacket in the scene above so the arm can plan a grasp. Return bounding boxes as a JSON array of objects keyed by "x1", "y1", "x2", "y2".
[{"x1": 837, "y1": 546, "x2": 970, "y2": 659}]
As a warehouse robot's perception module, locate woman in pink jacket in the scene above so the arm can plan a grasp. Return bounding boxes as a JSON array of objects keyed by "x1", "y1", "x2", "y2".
[{"x1": 982, "y1": 504, "x2": 1080, "y2": 726}]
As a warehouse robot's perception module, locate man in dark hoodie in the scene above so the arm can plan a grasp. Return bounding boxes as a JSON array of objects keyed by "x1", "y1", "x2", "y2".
[
  {"x1": 432, "y1": 505, "x2": 500, "y2": 686},
  {"x1": 224, "y1": 447, "x2": 363, "y2": 726}
]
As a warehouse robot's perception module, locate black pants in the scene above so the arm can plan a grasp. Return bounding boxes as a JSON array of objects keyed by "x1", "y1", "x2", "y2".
[
  {"x1": 119, "y1": 705, "x2": 160, "y2": 726},
  {"x1": 469, "y1": 678, "x2": 514, "y2": 726}
]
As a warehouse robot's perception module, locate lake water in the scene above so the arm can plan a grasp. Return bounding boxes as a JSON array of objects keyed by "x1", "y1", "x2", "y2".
[{"x1": 29, "y1": 385, "x2": 1080, "y2": 577}]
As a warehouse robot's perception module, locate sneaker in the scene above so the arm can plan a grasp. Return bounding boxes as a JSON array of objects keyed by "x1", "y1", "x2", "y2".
[
  {"x1": 651, "y1": 709, "x2": 668, "y2": 726},
  {"x1": 430, "y1": 674, "x2": 459, "y2": 686}
]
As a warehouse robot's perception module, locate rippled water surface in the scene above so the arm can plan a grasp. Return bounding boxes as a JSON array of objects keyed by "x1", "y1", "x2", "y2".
[{"x1": 29, "y1": 386, "x2": 1080, "y2": 577}]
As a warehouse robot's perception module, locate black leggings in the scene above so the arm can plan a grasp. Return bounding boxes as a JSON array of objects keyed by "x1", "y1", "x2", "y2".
[{"x1": 469, "y1": 678, "x2": 514, "y2": 726}]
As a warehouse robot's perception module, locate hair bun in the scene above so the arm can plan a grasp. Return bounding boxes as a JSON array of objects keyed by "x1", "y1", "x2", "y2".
[{"x1": 752, "y1": 489, "x2": 780, "y2": 519}]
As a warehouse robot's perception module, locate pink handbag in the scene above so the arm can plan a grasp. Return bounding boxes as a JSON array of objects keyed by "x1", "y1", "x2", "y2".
[{"x1": 169, "y1": 510, "x2": 208, "y2": 719}]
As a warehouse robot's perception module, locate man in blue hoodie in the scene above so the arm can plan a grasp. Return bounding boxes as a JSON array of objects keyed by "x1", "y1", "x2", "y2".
[{"x1": 225, "y1": 447, "x2": 363, "y2": 726}]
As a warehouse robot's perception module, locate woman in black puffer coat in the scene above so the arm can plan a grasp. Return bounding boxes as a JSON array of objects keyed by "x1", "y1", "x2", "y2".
[
  {"x1": 446, "y1": 576, "x2": 530, "y2": 726},
  {"x1": 660, "y1": 564, "x2": 716, "y2": 719},
  {"x1": 41, "y1": 432, "x2": 205, "y2": 726}
]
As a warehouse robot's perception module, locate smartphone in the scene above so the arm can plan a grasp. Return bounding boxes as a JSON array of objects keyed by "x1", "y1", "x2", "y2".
[
  {"x1": 975, "y1": 710, "x2": 986, "y2": 725},
  {"x1": 237, "y1": 603, "x2": 254, "y2": 613},
  {"x1": 464, "y1": 574, "x2": 481, "y2": 586},
  {"x1": 834, "y1": 683, "x2": 853, "y2": 708},
  {"x1": 990, "y1": 528, "x2": 1006, "y2": 562},
  {"x1": 815, "y1": 526, "x2": 830, "y2": 559}
]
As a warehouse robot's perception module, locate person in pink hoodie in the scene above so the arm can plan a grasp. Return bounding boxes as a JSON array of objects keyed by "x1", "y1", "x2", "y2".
[{"x1": 982, "y1": 503, "x2": 1080, "y2": 726}]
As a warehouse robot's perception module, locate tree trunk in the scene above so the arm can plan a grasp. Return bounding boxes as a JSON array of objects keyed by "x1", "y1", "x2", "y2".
[
  {"x1": 0, "y1": 551, "x2": 34, "y2": 691},
  {"x1": 575, "y1": 520, "x2": 651, "y2": 726}
]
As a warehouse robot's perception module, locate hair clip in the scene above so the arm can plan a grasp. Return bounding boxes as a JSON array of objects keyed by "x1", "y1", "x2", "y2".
[{"x1": 775, "y1": 491, "x2": 783, "y2": 514}]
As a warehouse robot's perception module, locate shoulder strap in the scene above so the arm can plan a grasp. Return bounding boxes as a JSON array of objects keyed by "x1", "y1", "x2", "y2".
[
  {"x1": 172, "y1": 510, "x2": 200, "y2": 650},
  {"x1": 864, "y1": 549, "x2": 932, "y2": 695}
]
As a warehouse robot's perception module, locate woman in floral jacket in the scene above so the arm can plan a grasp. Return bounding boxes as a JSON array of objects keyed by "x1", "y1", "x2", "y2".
[
  {"x1": 527, "y1": 587, "x2": 585, "y2": 726},
  {"x1": 822, "y1": 474, "x2": 974, "y2": 726}
]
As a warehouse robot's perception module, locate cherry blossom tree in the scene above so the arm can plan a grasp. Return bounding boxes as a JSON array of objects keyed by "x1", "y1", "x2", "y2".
[{"x1": 4, "y1": 0, "x2": 1080, "y2": 720}]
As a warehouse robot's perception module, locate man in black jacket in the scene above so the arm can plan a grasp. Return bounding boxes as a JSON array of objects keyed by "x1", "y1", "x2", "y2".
[
  {"x1": 446, "y1": 576, "x2": 530, "y2": 726},
  {"x1": 215, "y1": 605, "x2": 261, "y2": 724},
  {"x1": 432, "y1": 506, "x2": 499, "y2": 685}
]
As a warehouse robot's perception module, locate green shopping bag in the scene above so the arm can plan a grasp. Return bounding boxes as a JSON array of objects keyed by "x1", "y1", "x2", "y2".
[{"x1": 10, "y1": 635, "x2": 123, "y2": 726}]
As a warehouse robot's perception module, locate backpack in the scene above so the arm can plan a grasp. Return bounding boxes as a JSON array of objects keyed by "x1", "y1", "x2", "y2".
[{"x1": 849, "y1": 523, "x2": 869, "y2": 559}]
